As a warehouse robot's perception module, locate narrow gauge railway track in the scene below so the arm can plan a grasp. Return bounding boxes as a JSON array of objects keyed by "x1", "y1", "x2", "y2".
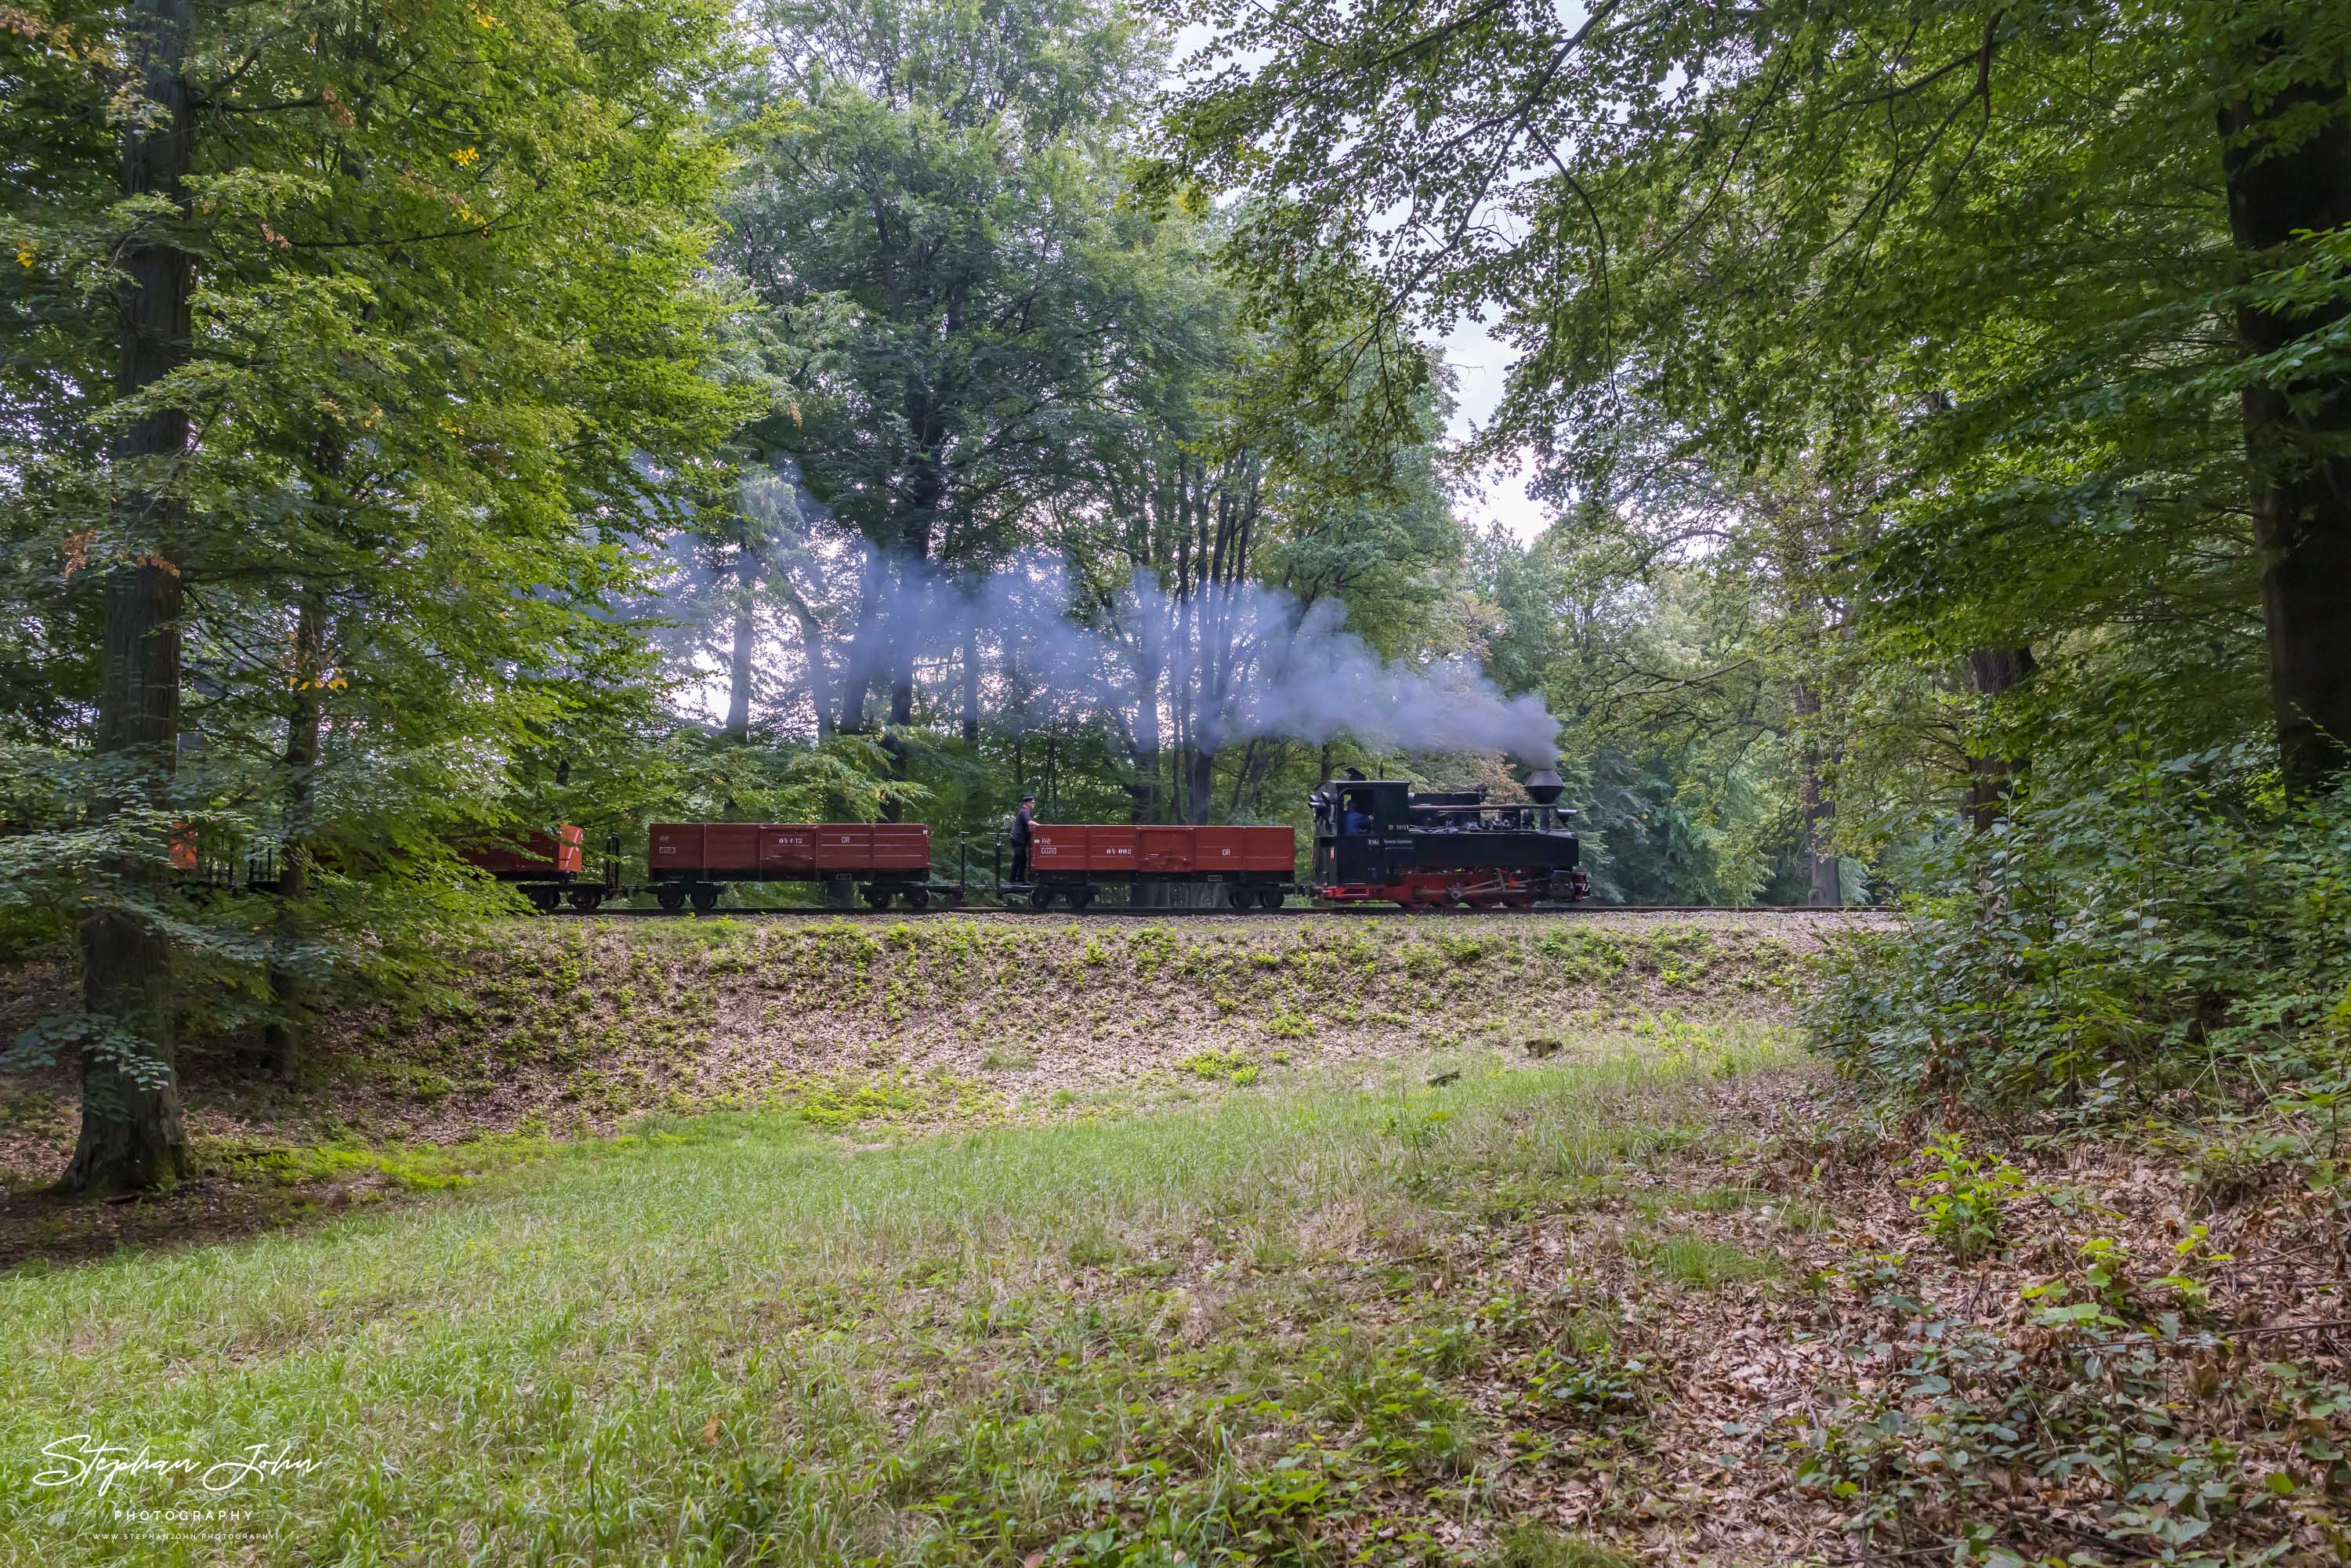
[{"x1": 542, "y1": 901, "x2": 1864, "y2": 920}]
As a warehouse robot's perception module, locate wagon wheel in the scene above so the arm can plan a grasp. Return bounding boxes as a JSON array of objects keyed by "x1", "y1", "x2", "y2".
[
  {"x1": 1067, "y1": 885, "x2": 1095, "y2": 911},
  {"x1": 1257, "y1": 887, "x2": 1284, "y2": 911},
  {"x1": 1027, "y1": 884, "x2": 1055, "y2": 911},
  {"x1": 1226, "y1": 885, "x2": 1251, "y2": 909},
  {"x1": 655, "y1": 885, "x2": 686, "y2": 911},
  {"x1": 688, "y1": 885, "x2": 719, "y2": 913},
  {"x1": 568, "y1": 886, "x2": 603, "y2": 911},
  {"x1": 863, "y1": 885, "x2": 893, "y2": 910},
  {"x1": 903, "y1": 885, "x2": 931, "y2": 911},
  {"x1": 529, "y1": 886, "x2": 561, "y2": 914}
]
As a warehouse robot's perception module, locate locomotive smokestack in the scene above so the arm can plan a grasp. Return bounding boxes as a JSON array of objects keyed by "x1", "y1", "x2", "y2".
[{"x1": 1523, "y1": 767, "x2": 1565, "y2": 806}]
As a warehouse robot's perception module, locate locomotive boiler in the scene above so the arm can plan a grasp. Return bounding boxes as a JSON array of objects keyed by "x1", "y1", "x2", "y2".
[{"x1": 1309, "y1": 768, "x2": 1590, "y2": 908}]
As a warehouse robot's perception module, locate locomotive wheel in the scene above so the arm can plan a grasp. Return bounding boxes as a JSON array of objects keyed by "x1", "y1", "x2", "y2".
[
  {"x1": 568, "y1": 887, "x2": 603, "y2": 911},
  {"x1": 655, "y1": 885, "x2": 686, "y2": 911},
  {"x1": 1257, "y1": 887, "x2": 1284, "y2": 910},
  {"x1": 688, "y1": 885, "x2": 719, "y2": 913},
  {"x1": 903, "y1": 886, "x2": 931, "y2": 911},
  {"x1": 1028, "y1": 884, "x2": 1055, "y2": 911}
]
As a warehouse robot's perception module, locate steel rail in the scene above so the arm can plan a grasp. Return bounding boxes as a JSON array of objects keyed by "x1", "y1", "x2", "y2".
[{"x1": 539, "y1": 902, "x2": 1871, "y2": 920}]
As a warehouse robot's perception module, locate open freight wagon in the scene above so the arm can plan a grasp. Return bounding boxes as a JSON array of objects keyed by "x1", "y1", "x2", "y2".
[
  {"x1": 459, "y1": 825, "x2": 622, "y2": 913},
  {"x1": 1023, "y1": 824, "x2": 1295, "y2": 910},
  {"x1": 647, "y1": 822, "x2": 952, "y2": 911}
]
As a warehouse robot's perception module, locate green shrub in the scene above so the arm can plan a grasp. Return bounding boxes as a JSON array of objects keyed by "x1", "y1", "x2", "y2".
[
  {"x1": 1805, "y1": 745, "x2": 2351, "y2": 1112},
  {"x1": 1179, "y1": 1048, "x2": 1252, "y2": 1080},
  {"x1": 1901, "y1": 1132, "x2": 2025, "y2": 1262}
]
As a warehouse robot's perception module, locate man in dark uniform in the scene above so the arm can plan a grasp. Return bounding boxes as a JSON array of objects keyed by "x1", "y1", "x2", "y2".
[{"x1": 1010, "y1": 794, "x2": 1035, "y2": 884}]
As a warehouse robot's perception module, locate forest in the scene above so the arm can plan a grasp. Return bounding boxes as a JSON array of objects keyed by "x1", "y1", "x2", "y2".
[{"x1": 3, "y1": 0, "x2": 2350, "y2": 1562}]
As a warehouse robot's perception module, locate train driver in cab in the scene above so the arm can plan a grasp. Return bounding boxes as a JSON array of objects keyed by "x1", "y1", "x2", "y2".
[{"x1": 1342, "y1": 793, "x2": 1373, "y2": 835}]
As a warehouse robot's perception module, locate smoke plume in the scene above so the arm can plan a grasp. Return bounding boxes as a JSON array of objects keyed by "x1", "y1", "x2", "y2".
[{"x1": 654, "y1": 472, "x2": 1560, "y2": 766}]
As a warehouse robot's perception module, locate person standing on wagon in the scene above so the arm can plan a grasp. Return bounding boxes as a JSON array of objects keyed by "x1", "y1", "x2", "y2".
[{"x1": 1010, "y1": 794, "x2": 1036, "y2": 885}]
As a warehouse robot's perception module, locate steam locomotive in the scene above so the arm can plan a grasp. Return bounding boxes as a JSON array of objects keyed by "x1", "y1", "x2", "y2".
[{"x1": 1310, "y1": 766, "x2": 1588, "y2": 909}]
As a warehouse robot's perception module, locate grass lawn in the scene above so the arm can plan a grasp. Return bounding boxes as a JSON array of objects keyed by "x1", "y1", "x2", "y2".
[{"x1": 2, "y1": 1033, "x2": 1791, "y2": 1566}]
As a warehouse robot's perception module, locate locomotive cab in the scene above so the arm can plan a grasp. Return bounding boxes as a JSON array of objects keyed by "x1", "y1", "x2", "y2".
[{"x1": 1311, "y1": 779, "x2": 1415, "y2": 886}]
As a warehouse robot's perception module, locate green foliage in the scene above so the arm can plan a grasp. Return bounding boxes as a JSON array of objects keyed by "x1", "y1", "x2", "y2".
[
  {"x1": 1495, "y1": 1526, "x2": 1639, "y2": 1568},
  {"x1": 1791, "y1": 1244, "x2": 2335, "y2": 1559},
  {"x1": 203, "y1": 1128, "x2": 564, "y2": 1192},
  {"x1": 1901, "y1": 1134, "x2": 2026, "y2": 1262},
  {"x1": 781, "y1": 1069, "x2": 1003, "y2": 1129},
  {"x1": 1516, "y1": 1334, "x2": 1650, "y2": 1425},
  {"x1": 1806, "y1": 747, "x2": 2351, "y2": 1111},
  {"x1": 1178, "y1": 1048, "x2": 1252, "y2": 1080},
  {"x1": 1263, "y1": 1009, "x2": 1314, "y2": 1040}
]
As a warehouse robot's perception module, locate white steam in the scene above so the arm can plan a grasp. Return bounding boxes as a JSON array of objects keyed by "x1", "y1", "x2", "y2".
[{"x1": 647, "y1": 465, "x2": 1560, "y2": 766}]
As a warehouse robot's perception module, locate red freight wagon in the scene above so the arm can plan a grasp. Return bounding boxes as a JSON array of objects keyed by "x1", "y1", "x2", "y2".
[
  {"x1": 761, "y1": 825, "x2": 818, "y2": 872},
  {"x1": 1244, "y1": 827, "x2": 1293, "y2": 872},
  {"x1": 1030, "y1": 824, "x2": 1089, "y2": 873},
  {"x1": 1137, "y1": 826, "x2": 1193, "y2": 873},
  {"x1": 814, "y1": 825, "x2": 870, "y2": 869},
  {"x1": 461, "y1": 825, "x2": 617, "y2": 912},
  {"x1": 1085, "y1": 826, "x2": 1139, "y2": 873},
  {"x1": 1020, "y1": 822, "x2": 1295, "y2": 911},
  {"x1": 648, "y1": 821, "x2": 940, "y2": 912},
  {"x1": 871, "y1": 824, "x2": 930, "y2": 869}
]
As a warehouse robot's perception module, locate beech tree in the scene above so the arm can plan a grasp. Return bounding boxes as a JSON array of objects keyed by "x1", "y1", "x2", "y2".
[
  {"x1": 718, "y1": 0, "x2": 1162, "y2": 737},
  {"x1": 2, "y1": 0, "x2": 746, "y2": 1189}
]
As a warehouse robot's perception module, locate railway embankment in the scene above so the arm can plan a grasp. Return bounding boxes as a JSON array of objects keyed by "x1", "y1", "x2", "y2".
[
  {"x1": 0, "y1": 910, "x2": 1860, "y2": 1260},
  {"x1": 373, "y1": 911, "x2": 1842, "y2": 1126}
]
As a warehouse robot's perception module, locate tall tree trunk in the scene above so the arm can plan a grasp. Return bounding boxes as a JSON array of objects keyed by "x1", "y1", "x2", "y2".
[
  {"x1": 837, "y1": 547, "x2": 884, "y2": 733},
  {"x1": 776, "y1": 598, "x2": 831, "y2": 741},
  {"x1": 65, "y1": 0, "x2": 195, "y2": 1194},
  {"x1": 1963, "y1": 646, "x2": 2035, "y2": 830},
  {"x1": 878, "y1": 482, "x2": 939, "y2": 818},
  {"x1": 2217, "y1": 24, "x2": 2351, "y2": 795},
  {"x1": 887, "y1": 480, "x2": 939, "y2": 733},
  {"x1": 1791, "y1": 679, "x2": 1838, "y2": 906},
  {"x1": 1186, "y1": 745, "x2": 1215, "y2": 826},
  {"x1": 723, "y1": 543, "x2": 757, "y2": 743},
  {"x1": 959, "y1": 632, "x2": 980, "y2": 746},
  {"x1": 1129, "y1": 645, "x2": 1163, "y2": 823},
  {"x1": 263, "y1": 589, "x2": 325, "y2": 1083}
]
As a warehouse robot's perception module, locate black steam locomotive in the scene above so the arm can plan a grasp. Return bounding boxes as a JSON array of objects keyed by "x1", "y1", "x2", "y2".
[{"x1": 1310, "y1": 767, "x2": 1589, "y2": 908}]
